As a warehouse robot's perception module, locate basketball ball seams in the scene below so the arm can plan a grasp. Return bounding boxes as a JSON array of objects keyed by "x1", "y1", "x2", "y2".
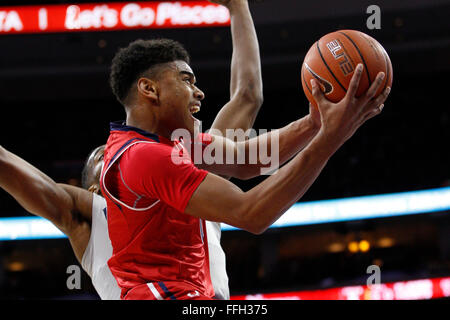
[
  {"x1": 301, "y1": 30, "x2": 392, "y2": 107},
  {"x1": 380, "y1": 48, "x2": 391, "y2": 93},
  {"x1": 301, "y1": 64, "x2": 312, "y2": 94},
  {"x1": 338, "y1": 31, "x2": 372, "y2": 87},
  {"x1": 316, "y1": 40, "x2": 347, "y2": 93}
]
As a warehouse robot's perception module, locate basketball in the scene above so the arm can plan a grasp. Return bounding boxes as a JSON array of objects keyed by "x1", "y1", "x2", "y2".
[{"x1": 301, "y1": 30, "x2": 393, "y2": 107}]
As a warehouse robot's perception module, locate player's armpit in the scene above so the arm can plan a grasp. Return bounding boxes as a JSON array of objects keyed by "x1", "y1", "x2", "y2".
[
  {"x1": 56, "y1": 184, "x2": 94, "y2": 263},
  {"x1": 57, "y1": 184, "x2": 93, "y2": 228}
]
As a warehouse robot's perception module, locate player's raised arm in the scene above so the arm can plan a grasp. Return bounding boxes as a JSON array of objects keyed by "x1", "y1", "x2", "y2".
[
  {"x1": 196, "y1": 0, "x2": 321, "y2": 179},
  {"x1": 186, "y1": 66, "x2": 390, "y2": 234},
  {"x1": 0, "y1": 146, "x2": 93, "y2": 257},
  {"x1": 208, "y1": 0, "x2": 263, "y2": 134}
]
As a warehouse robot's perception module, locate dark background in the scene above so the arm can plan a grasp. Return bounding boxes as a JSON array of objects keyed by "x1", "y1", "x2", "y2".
[{"x1": 0, "y1": 0, "x2": 449, "y2": 299}]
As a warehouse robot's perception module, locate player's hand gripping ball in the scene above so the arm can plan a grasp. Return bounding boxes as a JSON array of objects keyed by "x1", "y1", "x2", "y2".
[{"x1": 301, "y1": 30, "x2": 393, "y2": 108}]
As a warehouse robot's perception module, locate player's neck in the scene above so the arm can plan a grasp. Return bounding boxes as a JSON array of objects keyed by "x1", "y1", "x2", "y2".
[{"x1": 126, "y1": 107, "x2": 172, "y2": 141}]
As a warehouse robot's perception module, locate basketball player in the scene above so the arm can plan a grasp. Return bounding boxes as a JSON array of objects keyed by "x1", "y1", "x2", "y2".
[
  {"x1": 0, "y1": 143, "x2": 238, "y2": 300},
  {"x1": 0, "y1": 0, "x2": 271, "y2": 300},
  {"x1": 101, "y1": 3, "x2": 390, "y2": 302}
]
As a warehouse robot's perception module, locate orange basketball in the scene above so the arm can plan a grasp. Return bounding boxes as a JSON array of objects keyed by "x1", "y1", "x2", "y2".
[{"x1": 301, "y1": 30, "x2": 393, "y2": 107}]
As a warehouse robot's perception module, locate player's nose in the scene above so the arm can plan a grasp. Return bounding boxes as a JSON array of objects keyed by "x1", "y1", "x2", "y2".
[{"x1": 194, "y1": 86, "x2": 205, "y2": 101}]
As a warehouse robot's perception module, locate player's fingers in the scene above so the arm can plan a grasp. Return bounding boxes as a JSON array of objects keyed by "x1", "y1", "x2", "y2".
[
  {"x1": 363, "y1": 72, "x2": 385, "y2": 103},
  {"x1": 345, "y1": 64, "x2": 364, "y2": 99},
  {"x1": 310, "y1": 79, "x2": 326, "y2": 106},
  {"x1": 364, "y1": 86, "x2": 391, "y2": 112},
  {"x1": 361, "y1": 104, "x2": 384, "y2": 125},
  {"x1": 309, "y1": 102, "x2": 317, "y2": 112}
]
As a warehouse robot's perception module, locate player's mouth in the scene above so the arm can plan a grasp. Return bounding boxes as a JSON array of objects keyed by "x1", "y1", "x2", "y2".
[{"x1": 189, "y1": 103, "x2": 201, "y2": 114}]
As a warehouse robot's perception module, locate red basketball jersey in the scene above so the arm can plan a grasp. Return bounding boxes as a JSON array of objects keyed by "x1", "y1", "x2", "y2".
[{"x1": 100, "y1": 121, "x2": 214, "y2": 299}]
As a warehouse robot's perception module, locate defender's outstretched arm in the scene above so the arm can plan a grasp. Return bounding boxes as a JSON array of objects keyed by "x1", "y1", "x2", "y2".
[
  {"x1": 0, "y1": 146, "x2": 93, "y2": 262},
  {"x1": 209, "y1": 0, "x2": 264, "y2": 135}
]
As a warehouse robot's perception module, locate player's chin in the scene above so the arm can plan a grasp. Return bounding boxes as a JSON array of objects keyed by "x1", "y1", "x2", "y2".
[
  {"x1": 181, "y1": 112, "x2": 197, "y2": 137},
  {"x1": 189, "y1": 116, "x2": 201, "y2": 136}
]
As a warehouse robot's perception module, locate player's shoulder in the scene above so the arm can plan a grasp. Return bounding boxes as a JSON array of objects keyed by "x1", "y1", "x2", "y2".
[
  {"x1": 130, "y1": 139, "x2": 173, "y2": 153},
  {"x1": 124, "y1": 139, "x2": 177, "y2": 164}
]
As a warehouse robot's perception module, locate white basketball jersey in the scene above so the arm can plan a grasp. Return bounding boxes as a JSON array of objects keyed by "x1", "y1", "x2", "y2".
[
  {"x1": 206, "y1": 221, "x2": 230, "y2": 300},
  {"x1": 81, "y1": 193, "x2": 229, "y2": 300},
  {"x1": 81, "y1": 193, "x2": 121, "y2": 299}
]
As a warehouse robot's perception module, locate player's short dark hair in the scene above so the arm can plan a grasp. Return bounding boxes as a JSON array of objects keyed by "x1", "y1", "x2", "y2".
[{"x1": 109, "y1": 38, "x2": 191, "y2": 104}]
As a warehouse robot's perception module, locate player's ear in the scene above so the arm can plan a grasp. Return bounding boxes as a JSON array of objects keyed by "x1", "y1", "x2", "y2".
[
  {"x1": 88, "y1": 184, "x2": 100, "y2": 195},
  {"x1": 137, "y1": 77, "x2": 159, "y2": 102}
]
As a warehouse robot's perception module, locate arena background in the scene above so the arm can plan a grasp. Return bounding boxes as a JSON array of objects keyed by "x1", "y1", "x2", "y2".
[{"x1": 0, "y1": 0, "x2": 449, "y2": 300}]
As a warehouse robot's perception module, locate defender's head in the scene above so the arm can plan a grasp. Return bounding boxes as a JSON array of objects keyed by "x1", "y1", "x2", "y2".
[
  {"x1": 81, "y1": 145, "x2": 105, "y2": 195},
  {"x1": 110, "y1": 39, "x2": 205, "y2": 137}
]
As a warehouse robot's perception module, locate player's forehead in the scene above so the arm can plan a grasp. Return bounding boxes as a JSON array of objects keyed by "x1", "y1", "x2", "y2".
[
  {"x1": 155, "y1": 60, "x2": 195, "y2": 82},
  {"x1": 172, "y1": 60, "x2": 195, "y2": 78}
]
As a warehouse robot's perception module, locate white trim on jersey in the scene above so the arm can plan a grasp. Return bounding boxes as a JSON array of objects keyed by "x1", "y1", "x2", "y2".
[
  {"x1": 102, "y1": 140, "x2": 160, "y2": 211},
  {"x1": 147, "y1": 283, "x2": 163, "y2": 300}
]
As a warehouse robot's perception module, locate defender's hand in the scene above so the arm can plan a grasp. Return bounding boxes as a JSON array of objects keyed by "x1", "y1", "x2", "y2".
[
  {"x1": 208, "y1": 0, "x2": 247, "y2": 8},
  {"x1": 208, "y1": 0, "x2": 232, "y2": 6}
]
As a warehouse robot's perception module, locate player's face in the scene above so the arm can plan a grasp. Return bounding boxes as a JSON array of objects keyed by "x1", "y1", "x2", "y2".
[
  {"x1": 157, "y1": 60, "x2": 205, "y2": 137},
  {"x1": 86, "y1": 145, "x2": 105, "y2": 195}
]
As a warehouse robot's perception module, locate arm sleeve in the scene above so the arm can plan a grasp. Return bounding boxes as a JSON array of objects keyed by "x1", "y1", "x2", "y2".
[{"x1": 122, "y1": 142, "x2": 208, "y2": 213}]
